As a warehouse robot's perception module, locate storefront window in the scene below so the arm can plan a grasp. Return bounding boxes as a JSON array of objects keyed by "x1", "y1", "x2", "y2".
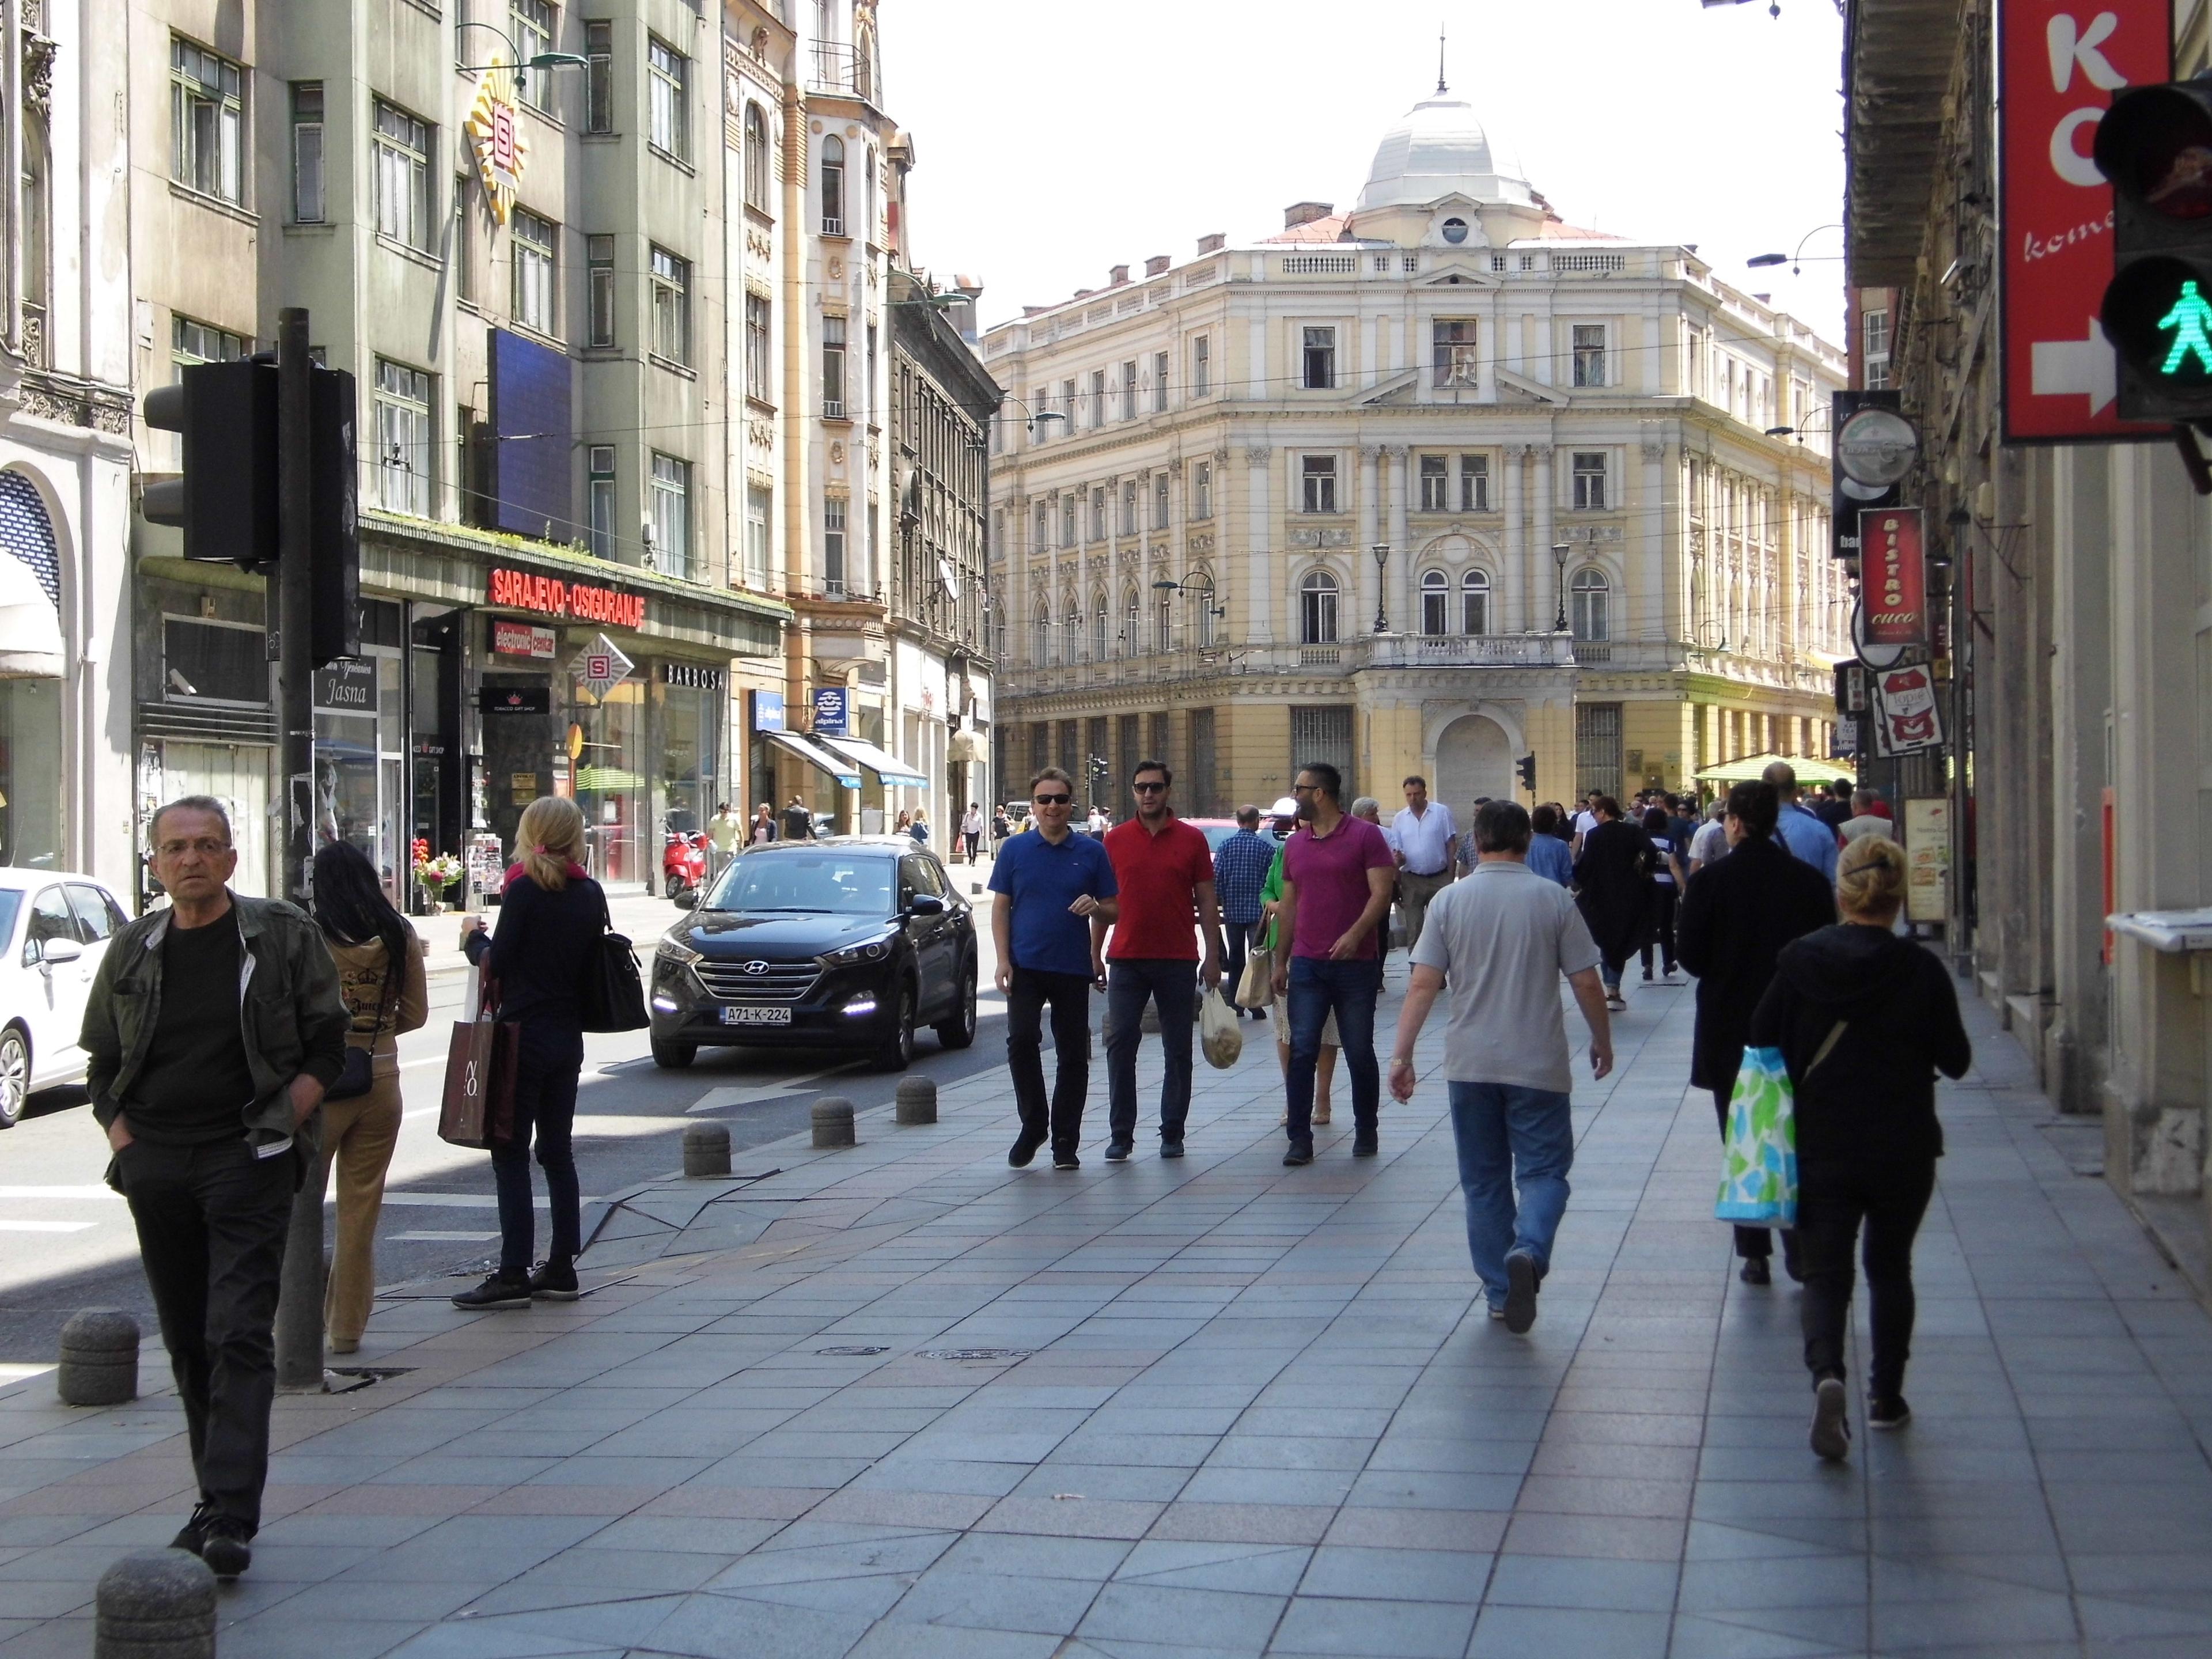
[
  {"x1": 654, "y1": 675, "x2": 721, "y2": 838},
  {"x1": 0, "y1": 679, "x2": 62, "y2": 869},
  {"x1": 572, "y1": 675, "x2": 645, "y2": 884}
]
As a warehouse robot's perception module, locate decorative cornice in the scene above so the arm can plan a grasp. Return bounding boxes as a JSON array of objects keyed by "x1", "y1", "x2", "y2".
[{"x1": 1244, "y1": 446, "x2": 1271, "y2": 465}]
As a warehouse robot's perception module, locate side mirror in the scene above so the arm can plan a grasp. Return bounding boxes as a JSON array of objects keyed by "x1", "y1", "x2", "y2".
[
  {"x1": 39, "y1": 936, "x2": 83, "y2": 965},
  {"x1": 907, "y1": 895, "x2": 946, "y2": 918}
]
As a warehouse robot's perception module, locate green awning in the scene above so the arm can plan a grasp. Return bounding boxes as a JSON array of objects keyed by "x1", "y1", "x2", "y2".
[
  {"x1": 575, "y1": 766, "x2": 646, "y2": 791},
  {"x1": 1691, "y1": 752, "x2": 1856, "y2": 786}
]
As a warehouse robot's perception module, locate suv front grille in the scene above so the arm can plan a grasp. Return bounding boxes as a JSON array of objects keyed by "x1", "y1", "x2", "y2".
[{"x1": 694, "y1": 959, "x2": 822, "y2": 1002}]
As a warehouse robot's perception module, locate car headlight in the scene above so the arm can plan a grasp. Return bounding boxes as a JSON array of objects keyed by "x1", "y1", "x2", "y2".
[
  {"x1": 656, "y1": 937, "x2": 703, "y2": 969},
  {"x1": 820, "y1": 937, "x2": 894, "y2": 967}
]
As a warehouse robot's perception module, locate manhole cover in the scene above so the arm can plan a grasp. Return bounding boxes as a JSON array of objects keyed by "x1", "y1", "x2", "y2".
[
  {"x1": 919, "y1": 1348, "x2": 1031, "y2": 1362},
  {"x1": 816, "y1": 1346, "x2": 889, "y2": 1357}
]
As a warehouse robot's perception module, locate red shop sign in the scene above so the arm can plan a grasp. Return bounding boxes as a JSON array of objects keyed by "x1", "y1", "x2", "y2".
[
  {"x1": 1998, "y1": 0, "x2": 2172, "y2": 442},
  {"x1": 1860, "y1": 507, "x2": 1927, "y2": 646},
  {"x1": 487, "y1": 567, "x2": 647, "y2": 631}
]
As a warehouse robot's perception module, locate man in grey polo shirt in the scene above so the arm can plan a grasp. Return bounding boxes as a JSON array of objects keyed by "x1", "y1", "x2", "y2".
[{"x1": 1388, "y1": 799, "x2": 1613, "y2": 1334}]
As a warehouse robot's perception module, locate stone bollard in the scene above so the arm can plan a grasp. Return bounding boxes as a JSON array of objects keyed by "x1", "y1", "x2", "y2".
[
  {"x1": 812, "y1": 1096, "x2": 857, "y2": 1149},
  {"x1": 895, "y1": 1075, "x2": 938, "y2": 1126},
  {"x1": 683, "y1": 1122, "x2": 732, "y2": 1178},
  {"x1": 58, "y1": 1310, "x2": 139, "y2": 1407},
  {"x1": 95, "y1": 1550, "x2": 216, "y2": 1659}
]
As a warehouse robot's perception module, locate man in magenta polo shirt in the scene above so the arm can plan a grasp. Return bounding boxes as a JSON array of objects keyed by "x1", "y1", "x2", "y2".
[
  {"x1": 1270, "y1": 761, "x2": 1397, "y2": 1165},
  {"x1": 1095, "y1": 760, "x2": 1224, "y2": 1161}
]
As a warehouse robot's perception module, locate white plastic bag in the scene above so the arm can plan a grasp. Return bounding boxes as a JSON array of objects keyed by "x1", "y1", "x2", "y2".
[{"x1": 1200, "y1": 987, "x2": 1243, "y2": 1069}]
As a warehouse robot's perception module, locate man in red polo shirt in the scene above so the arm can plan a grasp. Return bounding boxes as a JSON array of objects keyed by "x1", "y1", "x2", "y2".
[{"x1": 1094, "y1": 759, "x2": 1225, "y2": 1161}]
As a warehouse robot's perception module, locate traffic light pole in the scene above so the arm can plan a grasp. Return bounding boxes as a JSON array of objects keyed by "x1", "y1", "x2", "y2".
[{"x1": 271, "y1": 307, "x2": 325, "y2": 1394}]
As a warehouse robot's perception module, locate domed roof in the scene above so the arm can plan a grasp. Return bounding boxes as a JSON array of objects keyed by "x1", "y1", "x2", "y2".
[{"x1": 1354, "y1": 94, "x2": 1534, "y2": 214}]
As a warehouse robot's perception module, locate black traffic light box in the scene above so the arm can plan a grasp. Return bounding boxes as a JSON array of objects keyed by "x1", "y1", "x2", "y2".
[
  {"x1": 1516, "y1": 754, "x2": 1537, "y2": 794},
  {"x1": 2096, "y1": 79, "x2": 2212, "y2": 422},
  {"x1": 141, "y1": 358, "x2": 279, "y2": 571},
  {"x1": 310, "y1": 365, "x2": 360, "y2": 666}
]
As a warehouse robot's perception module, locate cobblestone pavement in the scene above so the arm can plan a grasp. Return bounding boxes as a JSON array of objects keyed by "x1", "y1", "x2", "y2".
[{"x1": 4, "y1": 963, "x2": 2211, "y2": 1658}]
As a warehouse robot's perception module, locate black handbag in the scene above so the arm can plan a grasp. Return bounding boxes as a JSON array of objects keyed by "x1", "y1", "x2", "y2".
[
  {"x1": 326, "y1": 952, "x2": 395, "y2": 1101},
  {"x1": 582, "y1": 891, "x2": 650, "y2": 1033}
]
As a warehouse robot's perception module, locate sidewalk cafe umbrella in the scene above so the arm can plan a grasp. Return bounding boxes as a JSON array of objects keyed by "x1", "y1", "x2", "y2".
[{"x1": 1691, "y1": 752, "x2": 1856, "y2": 786}]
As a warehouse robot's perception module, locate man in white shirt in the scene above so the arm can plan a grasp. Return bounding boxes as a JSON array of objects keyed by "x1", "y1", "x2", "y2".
[
  {"x1": 1571, "y1": 790, "x2": 1603, "y2": 857},
  {"x1": 1389, "y1": 775, "x2": 1460, "y2": 954},
  {"x1": 1837, "y1": 789, "x2": 1889, "y2": 846},
  {"x1": 1688, "y1": 798, "x2": 1730, "y2": 873}
]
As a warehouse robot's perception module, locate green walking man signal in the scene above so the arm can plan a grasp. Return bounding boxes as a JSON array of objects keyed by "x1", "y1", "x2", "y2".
[{"x1": 2157, "y1": 279, "x2": 2212, "y2": 376}]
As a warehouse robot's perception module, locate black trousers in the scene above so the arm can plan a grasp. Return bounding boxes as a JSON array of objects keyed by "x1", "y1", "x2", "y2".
[
  {"x1": 1798, "y1": 1157, "x2": 1937, "y2": 1397},
  {"x1": 490, "y1": 1024, "x2": 585, "y2": 1275},
  {"x1": 1641, "y1": 885, "x2": 1677, "y2": 975},
  {"x1": 1105, "y1": 959, "x2": 1196, "y2": 1147},
  {"x1": 120, "y1": 1135, "x2": 295, "y2": 1533},
  {"x1": 1006, "y1": 967, "x2": 1092, "y2": 1154},
  {"x1": 1711, "y1": 1087, "x2": 1800, "y2": 1265}
]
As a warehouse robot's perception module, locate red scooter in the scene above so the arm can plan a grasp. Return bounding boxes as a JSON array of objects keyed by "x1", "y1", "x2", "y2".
[{"x1": 662, "y1": 830, "x2": 709, "y2": 907}]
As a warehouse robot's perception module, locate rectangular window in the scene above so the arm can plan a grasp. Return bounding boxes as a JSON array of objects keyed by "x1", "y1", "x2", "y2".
[
  {"x1": 374, "y1": 359, "x2": 434, "y2": 518},
  {"x1": 1153, "y1": 471, "x2": 1169, "y2": 529},
  {"x1": 1302, "y1": 455, "x2": 1338, "y2": 514},
  {"x1": 164, "y1": 617, "x2": 267, "y2": 706},
  {"x1": 1153, "y1": 350, "x2": 1169, "y2": 412},
  {"x1": 650, "y1": 453, "x2": 690, "y2": 578},
  {"x1": 1192, "y1": 335, "x2": 1210, "y2": 397},
  {"x1": 1120, "y1": 478, "x2": 1137, "y2": 535},
  {"x1": 587, "y1": 234, "x2": 616, "y2": 346},
  {"x1": 1122, "y1": 359, "x2": 1139, "y2": 421},
  {"x1": 1571, "y1": 323, "x2": 1608, "y2": 388},
  {"x1": 650, "y1": 245, "x2": 691, "y2": 365},
  {"x1": 1419, "y1": 454, "x2": 1449, "y2": 512},
  {"x1": 820, "y1": 313, "x2": 847, "y2": 415},
  {"x1": 1572, "y1": 450, "x2": 1608, "y2": 510},
  {"x1": 374, "y1": 100, "x2": 431, "y2": 250},
  {"x1": 586, "y1": 445, "x2": 616, "y2": 560},
  {"x1": 745, "y1": 485, "x2": 771, "y2": 588},
  {"x1": 744, "y1": 292, "x2": 771, "y2": 401},
  {"x1": 823, "y1": 494, "x2": 847, "y2": 595},
  {"x1": 585, "y1": 20, "x2": 613, "y2": 133},
  {"x1": 1090, "y1": 369, "x2": 1107, "y2": 427},
  {"x1": 1031, "y1": 386, "x2": 1050, "y2": 441},
  {"x1": 1575, "y1": 702, "x2": 1623, "y2": 801},
  {"x1": 1459, "y1": 453, "x2": 1490, "y2": 512},
  {"x1": 453, "y1": 176, "x2": 475, "y2": 302},
  {"x1": 512, "y1": 1, "x2": 556, "y2": 113},
  {"x1": 1090, "y1": 486, "x2": 1106, "y2": 542},
  {"x1": 512, "y1": 209, "x2": 557, "y2": 335},
  {"x1": 290, "y1": 83, "x2": 324, "y2": 223},
  {"x1": 1863, "y1": 307, "x2": 1891, "y2": 389},
  {"x1": 648, "y1": 37, "x2": 690, "y2": 161},
  {"x1": 1433, "y1": 317, "x2": 1478, "y2": 387},
  {"x1": 1194, "y1": 460, "x2": 1212, "y2": 520},
  {"x1": 171, "y1": 38, "x2": 244, "y2": 204},
  {"x1": 171, "y1": 315, "x2": 245, "y2": 380},
  {"x1": 1302, "y1": 324, "x2": 1336, "y2": 390},
  {"x1": 1059, "y1": 494, "x2": 1075, "y2": 547}
]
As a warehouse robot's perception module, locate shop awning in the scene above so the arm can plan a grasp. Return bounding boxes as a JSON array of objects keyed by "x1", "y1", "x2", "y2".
[
  {"x1": 0, "y1": 554, "x2": 63, "y2": 679},
  {"x1": 819, "y1": 735, "x2": 929, "y2": 789},
  {"x1": 1692, "y1": 752, "x2": 1857, "y2": 786},
  {"x1": 768, "y1": 730, "x2": 863, "y2": 790}
]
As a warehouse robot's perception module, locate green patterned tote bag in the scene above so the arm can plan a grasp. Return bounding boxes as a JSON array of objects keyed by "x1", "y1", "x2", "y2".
[{"x1": 1715, "y1": 1046, "x2": 1798, "y2": 1226}]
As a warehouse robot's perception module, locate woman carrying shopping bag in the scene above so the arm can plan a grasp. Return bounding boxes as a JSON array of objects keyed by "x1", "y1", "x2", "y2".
[
  {"x1": 310, "y1": 840, "x2": 429, "y2": 1354},
  {"x1": 1748, "y1": 836, "x2": 1970, "y2": 1461},
  {"x1": 452, "y1": 796, "x2": 608, "y2": 1310}
]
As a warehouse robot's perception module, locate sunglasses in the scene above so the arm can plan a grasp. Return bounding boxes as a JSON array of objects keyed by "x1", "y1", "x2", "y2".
[
  {"x1": 1033, "y1": 794, "x2": 1072, "y2": 805},
  {"x1": 1132, "y1": 781, "x2": 1166, "y2": 793}
]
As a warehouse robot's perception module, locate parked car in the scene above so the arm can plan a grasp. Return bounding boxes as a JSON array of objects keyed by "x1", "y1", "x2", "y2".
[
  {"x1": 0, "y1": 871, "x2": 132, "y2": 1127},
  {"x1": 649, "y1": 837, "x2": 978, "y2": 1071}
]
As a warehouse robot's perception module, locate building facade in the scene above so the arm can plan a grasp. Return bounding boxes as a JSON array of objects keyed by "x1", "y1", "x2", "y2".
[
  {"x1": 1, "y1": 0, "x2": 137, "y2": 891},
  {"x1": 984, "y1": 90, "x2": 1848, "y2": 820}
]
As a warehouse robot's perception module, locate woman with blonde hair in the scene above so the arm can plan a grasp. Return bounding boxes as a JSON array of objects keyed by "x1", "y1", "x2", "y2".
[
  {"x1": 453, "y1": 795, "x2": 608, "y2": 1310},
  {"x1": 1749, "y1": 835, "x2": 1971, "y2": 1461}
]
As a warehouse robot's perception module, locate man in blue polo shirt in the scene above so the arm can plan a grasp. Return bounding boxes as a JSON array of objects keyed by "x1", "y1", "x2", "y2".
[
  {"x1": 990, "y1": 766, "x2": 1119, "y2": 1170},
  {"x1": 1763, "y1": 760, "x2": 1840, "y2": 884}
]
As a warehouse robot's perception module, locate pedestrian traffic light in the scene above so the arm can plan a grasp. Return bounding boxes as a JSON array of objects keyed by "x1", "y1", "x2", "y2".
[
  {"x1": 309, "y1": 365, "x2": 360, "y2": 667},
  {"x1": 1517, "y1": 753, "x2": 1537, "y2": 794},
  {"x1": 2096, "y1": 79, "x2": 2212, "y2": 422},
  {"x1": 140, "y1": 358, "x2": 279, "y2": 571}
]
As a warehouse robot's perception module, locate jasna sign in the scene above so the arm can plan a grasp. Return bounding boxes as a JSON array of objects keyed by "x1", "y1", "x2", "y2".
[{"x1": 487, "y1": 567, "x2": 647, "y2": 630}]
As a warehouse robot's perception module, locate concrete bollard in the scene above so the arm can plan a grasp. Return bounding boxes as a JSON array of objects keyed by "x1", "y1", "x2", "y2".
[
  {"x1": 895, "y1": 1075, "x2": 938, "y2": 1125},
  {"x1": 58, "y1": 1310, "x2": 139, "y2": 1407},
  {"x1": 95, "y1": 1550, "x2": 216, "y2": 1659},
  {"x1": 812, "y1": 1096, "x2": 857, "y2": 1149},
  {"x1": 683, "y1": 1122, "x2": 732, "y2": 1178}
]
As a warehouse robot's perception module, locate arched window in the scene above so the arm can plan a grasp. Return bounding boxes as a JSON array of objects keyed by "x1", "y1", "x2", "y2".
[
  {"x1": 1033, "y1": 603, "x2": 1051, "y2": 665},
  {"x1": 1461, "y1": 570, "x2": 1490, "y2": 635},
  {"x1": 1122, "y1": 584, "x2": 1139, "y2": 656},
  {"x1": 1419, "y1": 570, "x2": 1449, "y2": 636},
  {"x1": 820, "y1": 134, "x2": 845, "y2": 235},
  {"x1": 743, "y1": 104, "x2": 770, "y2": 213},
  {"x1": 1063, "y1": 603, "x2": 1080, "y2": 661},
  {"x1": 1155, "y1": 592, "x2": 1173, "y2": 652},
  {"x1": 1092, "y1": 590, "x2": 1108, "y2": 661},
  {"x1": 1571, "y1": 569, "x2": 1611, "y2": 641},
  {"x1": 1300, "y1": 571, "x2": 1338, "y2": 645},
  {"x1": 853, "y1": 21, "x2": 876, "y2": 101}
]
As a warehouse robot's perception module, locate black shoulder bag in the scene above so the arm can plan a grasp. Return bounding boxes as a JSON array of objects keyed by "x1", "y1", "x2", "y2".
[{"x1": 582, "y1": 889, "x2": 650, "y2": 1033}]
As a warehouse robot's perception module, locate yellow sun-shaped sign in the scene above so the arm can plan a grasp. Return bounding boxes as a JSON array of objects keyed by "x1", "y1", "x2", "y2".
[{"x1": 465, "y1": 52, "x2": 529, "y2": 225}]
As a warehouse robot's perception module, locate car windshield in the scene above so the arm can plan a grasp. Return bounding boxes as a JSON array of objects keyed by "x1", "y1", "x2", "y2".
[
  {"x1": 0, "y1": 890, "x2": 20, "y2": 946},
  {"x1": 704, "y1": 853, "x2": 895, "y2": 917}
]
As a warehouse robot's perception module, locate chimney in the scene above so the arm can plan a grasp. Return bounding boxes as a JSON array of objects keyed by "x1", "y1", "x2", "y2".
[
  {"x1": 1144, "y1": 254, "x2": 1170, "y2": 277},
  {"x1": 1196, "y1": 232, "x2": 1226, "y2": 255},
  {"x1": 1283, "y1": 201, "x2": 1334, "y2": 230},
  {"x1": 1109, "y1": 264, "x2": 1130, "y2": 286}
]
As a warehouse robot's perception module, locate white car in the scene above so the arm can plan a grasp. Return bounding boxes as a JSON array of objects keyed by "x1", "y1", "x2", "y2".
[{"x1": 0, "y1": 870, "x2": 131, "y2": 1128}]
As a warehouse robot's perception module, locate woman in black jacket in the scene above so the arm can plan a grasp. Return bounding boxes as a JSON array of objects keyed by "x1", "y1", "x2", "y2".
[
  {"x1": 1749, "y1": 836, "x2": 1971, "y2": 1462},
  {"x1": 452, "y1": 795, "x2": 608, "y2": 1310},
  {"x1": 1572, "y1": 796, "x2": 1651, "y2": 1011}
]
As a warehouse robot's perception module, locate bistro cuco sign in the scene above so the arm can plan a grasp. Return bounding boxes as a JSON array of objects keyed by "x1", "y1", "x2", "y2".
[{"x1": 487, "y1": 566, "x2": 647, "y2": 630}]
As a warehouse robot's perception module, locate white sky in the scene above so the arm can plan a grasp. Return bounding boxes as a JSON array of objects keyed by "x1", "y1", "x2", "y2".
[{"x1": 878, "y1": 0, "x2": 1848, "y2": 342}]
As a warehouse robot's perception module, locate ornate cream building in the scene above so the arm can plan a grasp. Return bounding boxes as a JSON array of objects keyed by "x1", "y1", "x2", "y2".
[{"x1": 984, "y1": 88, "x2": 1849, "y2": 816}]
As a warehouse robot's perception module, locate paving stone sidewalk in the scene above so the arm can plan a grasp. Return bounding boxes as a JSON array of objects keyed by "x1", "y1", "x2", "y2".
[{"x1": 5, "y1": 964, "x2": 2212, "y2": 1658}]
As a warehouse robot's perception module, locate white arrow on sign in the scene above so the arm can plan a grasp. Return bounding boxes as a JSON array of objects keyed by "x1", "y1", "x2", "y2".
[{"x1": 2031, "y1": 319, "x2": 2118, "y2": 415}]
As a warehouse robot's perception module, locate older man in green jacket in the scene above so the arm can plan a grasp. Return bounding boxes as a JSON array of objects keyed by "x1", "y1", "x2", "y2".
[{"x1": 81, "y1": 796, "x2": 349, "y2": 1581}]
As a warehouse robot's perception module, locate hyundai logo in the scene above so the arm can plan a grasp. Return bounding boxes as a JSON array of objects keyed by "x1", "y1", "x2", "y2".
[{"x1": 743, "y1": 960, "x2": 770, "y2": 975}]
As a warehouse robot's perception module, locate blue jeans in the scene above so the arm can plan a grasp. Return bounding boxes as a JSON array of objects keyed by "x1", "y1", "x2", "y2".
[
  {"x1": 1105, "y1": 959, "x2": 1196, "y2": 1146},
  {"x1": 1448, "y1": 1081, "x2": 1575, "y2": 1308},
  {"x1": 1285, "y1": 955, "x2": 1381, "y2": 1147}
]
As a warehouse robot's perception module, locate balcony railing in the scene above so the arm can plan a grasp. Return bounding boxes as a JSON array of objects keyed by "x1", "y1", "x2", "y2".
[{"x1": 808, "y1": 43, "x2": 880, "y2": 103}]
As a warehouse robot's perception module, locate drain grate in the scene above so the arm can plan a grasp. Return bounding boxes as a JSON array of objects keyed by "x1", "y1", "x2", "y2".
[
  {"x1": 816, "y1": 1346, "x2": 889, "y2": 1357},
  {"x1": 919, "y1": 1348, "x2": 1031, "y2": 1362}
]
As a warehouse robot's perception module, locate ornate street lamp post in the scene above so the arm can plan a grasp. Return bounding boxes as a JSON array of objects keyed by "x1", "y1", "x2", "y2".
[
  {"x1": 1372, "y1": 543, "x2": 1391, "y2": 633},
  {"x1": 1552, "y1": 541, "x2": 1571, "y2": 634}
]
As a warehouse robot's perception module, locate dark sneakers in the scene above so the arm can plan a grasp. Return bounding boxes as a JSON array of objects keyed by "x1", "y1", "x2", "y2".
[
  {"x1": 1868, "y1": 1395, "x2": 1912, "y2": 1430},
  {"x1": 1502, "y1": 1249, "x2": 1539, "y2": 1335},
  {"x1": 169, "y1": 1503, "x2": 214, "y2": 1557},
  {"x1": 529, "y1": 1257, "x2": 580, "y2": 1301},
  {"x1": 1739, "y1": 1257, "x2": 1772, "y2": 1286},
  {"x1": 1009, "y1": 1135, "x2": 1043, "y2": 1168},
  {"x1": 1104, "y1": 1141, "x2": 1133, "y2": 1162},
  {"x1": 1160, "y1": 1141, "x2": 1185, "y2": 1160},
  {"x1": 1352, "y1": 1134, "x2": 1378, "y2": 1158},
  {"x1": 1810, "y1": 1376, "x2": 1851, "y2": 1461},
  {"x1": 199, "y1": 1516, "x2": 252, "y2": 1580},
  {"x1": 1052, "y1": 1150, "x2": 1081, "y2": 1170},
  {"x1": 1283, "y1": 1143, "x2": 1313, "y2": 1166},
  {"x1": 450, "y1": 1271, "x2": 532, "y2": 1310}
]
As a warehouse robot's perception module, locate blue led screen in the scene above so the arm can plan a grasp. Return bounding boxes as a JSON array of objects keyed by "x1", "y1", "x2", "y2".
[{"x1": 488, "y1": 327, "x2": 574, "y2": 540}]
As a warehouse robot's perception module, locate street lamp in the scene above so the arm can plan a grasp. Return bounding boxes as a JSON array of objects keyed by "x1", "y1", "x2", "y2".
[
  {"x1": 455, "y1": 21, "x2": 589, "y2": 99},
  {"x1": 1552, "y1": 541, "x2": 1571, "y2": 633},
  {"x1": 1746, "y1": 224, "x2": 1845, "y2": 276},
  {"x1": 998, "y1": 392, "x2": 1066, "y2": 437},
  {"x1": 1371, "y1": 543, "x2": 1391, "y2": 633}
]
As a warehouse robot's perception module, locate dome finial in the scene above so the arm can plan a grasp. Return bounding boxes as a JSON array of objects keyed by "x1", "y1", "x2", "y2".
[{"x1": 1437, "y1": 23, "x2": 1448, "y2": 95}]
